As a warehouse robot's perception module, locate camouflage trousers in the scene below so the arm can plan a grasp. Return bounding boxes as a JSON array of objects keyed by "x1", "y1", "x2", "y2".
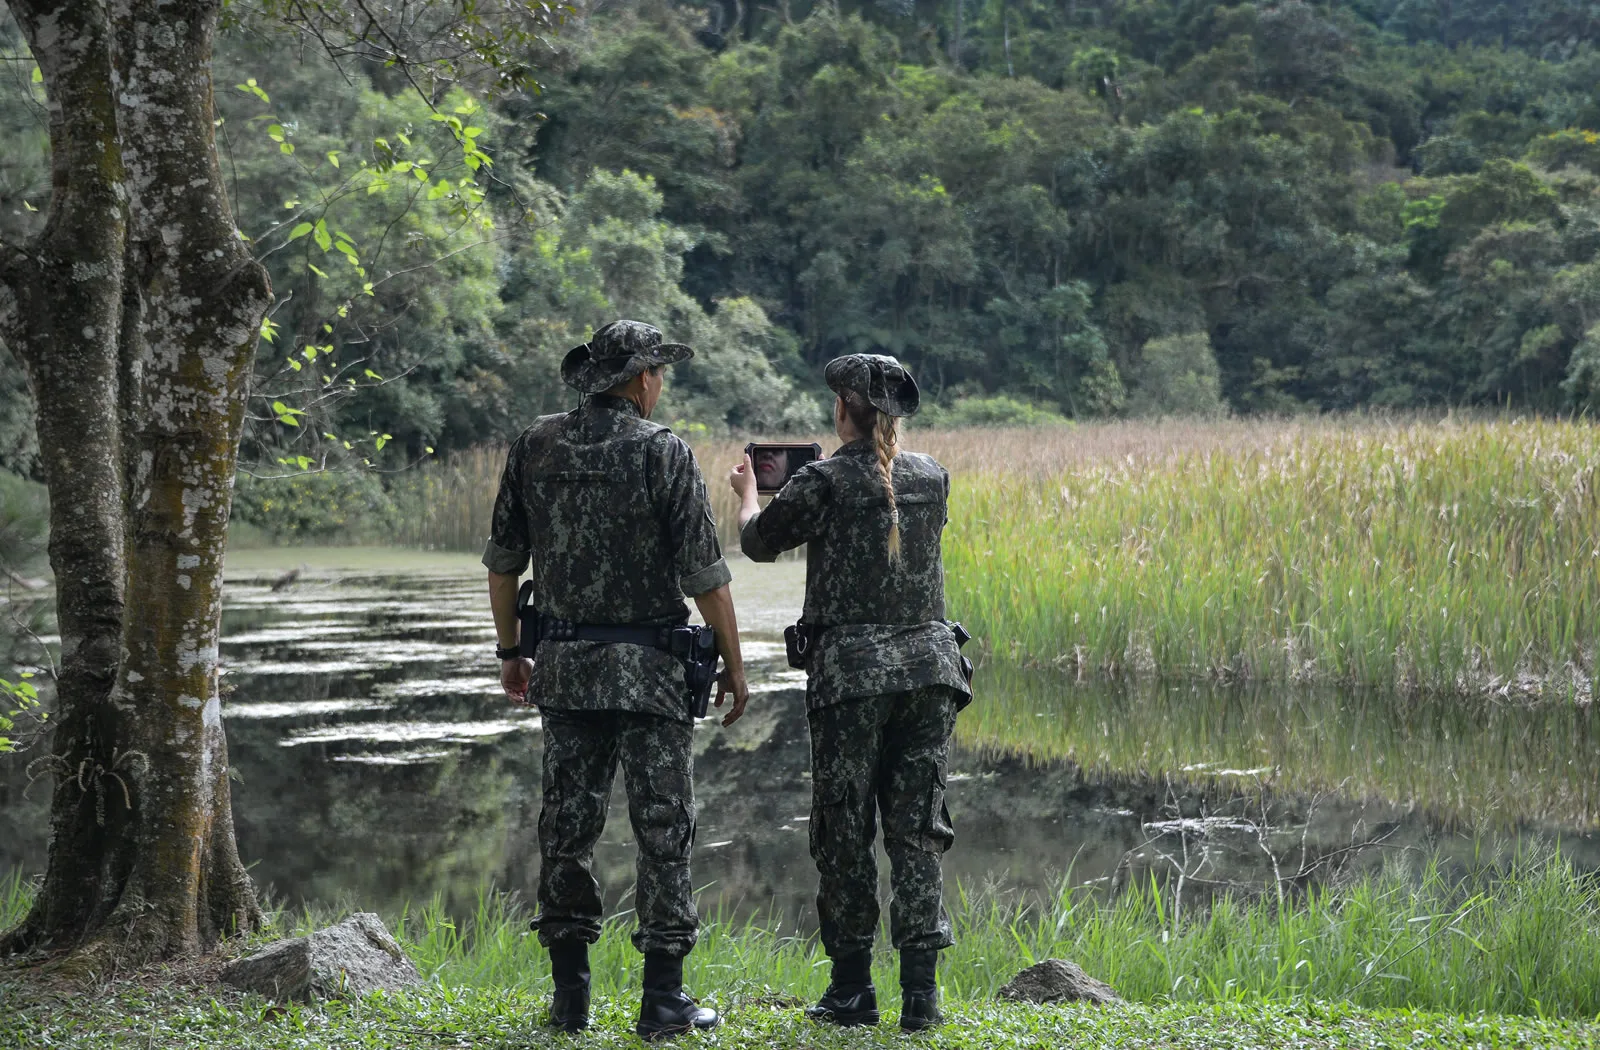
[
  {"x1": 533, "y1": 709, "x2": 699, "y2": 958},
  {"x1": 807, "y1": 685, "x2": 960, "y2": 957}
]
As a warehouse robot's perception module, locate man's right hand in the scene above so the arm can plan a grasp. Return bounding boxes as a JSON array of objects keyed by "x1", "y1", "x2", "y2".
[
  {"x1": 501, "y1": 657, "x2": 534, "y2": 706},
  {"x1": 714, "y1": 666, "x2": 749, "y2": 727}
]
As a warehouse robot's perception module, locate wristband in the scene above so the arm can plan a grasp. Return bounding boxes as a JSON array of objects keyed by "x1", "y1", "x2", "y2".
[{"x1": 496, "y1": 645, "x2": 521, "y2": 661}]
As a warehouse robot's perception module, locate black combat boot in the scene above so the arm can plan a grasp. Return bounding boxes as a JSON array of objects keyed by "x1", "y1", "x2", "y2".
[
  {"x1": 804, "y1": 949, "x2": 879, "y2": 1026},
  {"x1": 898, "y1": 948, "x2": 943, "y2": 1032},
  {"x1": 635, "y1": 952, "x2": 719, "y2": 1041},
  {"x1": 547, "y1": 942, "x2": 591, "y2": 1033}
]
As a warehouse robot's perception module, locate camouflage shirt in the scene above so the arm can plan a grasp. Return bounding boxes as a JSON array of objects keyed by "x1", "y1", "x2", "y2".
[
  {"x1": 740, "y1": 439, "x2": 970, "y2": 710},
  {"x1": 483, "y1": 395, "x2": 732, "y2": 722}
]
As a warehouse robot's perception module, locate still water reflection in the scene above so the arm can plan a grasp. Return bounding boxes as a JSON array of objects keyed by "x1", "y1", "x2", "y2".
[{"x1": 2, "y1": 552, "x2": 1596, "y2": 926}]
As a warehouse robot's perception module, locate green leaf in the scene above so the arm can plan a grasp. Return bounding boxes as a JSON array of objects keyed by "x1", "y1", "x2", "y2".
[
  {"x1": 287, "y1": 359, "x2": 302, "y2": 372},
  {"x1": 313, "y1": 219, "x2": 332, "y2": 252},
  {"x1": 302, "y1": 347, "x2": 318, "y2": 361},
  {"x1": 375, "y1": 435, "x2": 390, "y2": 451},
  {"x1": 287, "y1": 222, "x2": 314, "y2": 241},
  {"x1": 427, "y1": 178, "x2": 453, "y2": 201},
  {"x1": 271, "y1": 400, "x2": 304, "y2": 416},
  {"x1": 327, "y1": 151, "x2": 340, "y2": 168},
  {"x1": 235, "y1": 77, "x2": 269, "y2": 103},
  {"x1": 260, "y1": 317, "x2": 280, "y2": 344},
  {"x1": 280, "y1": 142, "x2": 295, "y2": 155},
  {"x1": 364, "y1": 369, "x2": 384, "y2": 381},
  {"x1": 307, "y1": 263, "x2": 329, "y2": 279},
  {"x1": 266, "y1": 123, "x2": 285, "y2": 142},
  {"x1": 31, "y1": 67, "x2": 42, "y2": 85}
]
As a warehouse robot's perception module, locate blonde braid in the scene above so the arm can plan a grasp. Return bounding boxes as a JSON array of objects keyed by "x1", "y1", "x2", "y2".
[{"x1": 873, "y1": 409, "x2": 902, "y2": 562}]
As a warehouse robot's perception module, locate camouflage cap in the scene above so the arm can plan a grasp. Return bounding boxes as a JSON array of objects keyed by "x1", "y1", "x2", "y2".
[
  {"x1": 560, "y1": 320, "x2": 694, "y2": 394},
  {"x1": 824, "y1": 353, "x2": 921, "y2": 417}
]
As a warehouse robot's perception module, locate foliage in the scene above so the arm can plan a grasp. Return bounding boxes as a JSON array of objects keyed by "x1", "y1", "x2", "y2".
[
  {"x1": 232, "y1": 470, "x2": 399, "y2": 542},
  {"x1": 0, "y1": 470, "x2": 48, "y2": 752},
  {"x1": 1126, "y1": 333, "x2": 1228, "y2": 419},
  {"x1": 7, "y1": 0, "x2": 1600, "y2": 478},
  {"x1": 916, "y1": 395, "x2": 1069, "y2": 429}
]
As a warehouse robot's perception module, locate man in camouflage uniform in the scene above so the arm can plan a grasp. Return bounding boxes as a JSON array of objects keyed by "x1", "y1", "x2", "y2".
[
  {"x1": 730, "y1": 354, "x2": 970, "y2": 1031},
  {"x1": 485, "y1": 320, "x2": 749, "y2": 1040}
]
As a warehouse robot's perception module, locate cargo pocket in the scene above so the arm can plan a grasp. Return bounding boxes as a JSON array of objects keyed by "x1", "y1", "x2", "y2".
[
  {"x1": 916, "y1": 767, "x2": 955, "y2": 855},
  {"x1": 809, "y1": 778, "x2": 854, "y2": 863},
  {"x1": 635, "y1": 766, "x2": 695, "y2": 860}
]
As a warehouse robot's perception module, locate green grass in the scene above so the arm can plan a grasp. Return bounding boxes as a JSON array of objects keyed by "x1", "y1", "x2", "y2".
[
  {"x1": 7, "y1": 852, "x2": 1600, "y2": 1045},
  {"x1": 945, "y1": 419, "x2": 1599, "y2": 697},
  {"x1": 6, "y1": 987, "x2": 1597, "y2": 1050},
  {"x1": 233, "y1": 850, "x2": 1600, "y2": 1019}
]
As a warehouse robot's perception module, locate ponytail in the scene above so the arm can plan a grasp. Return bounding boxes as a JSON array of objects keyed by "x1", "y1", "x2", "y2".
[
  {"x1": 844, "y1": 391, "x2": 902, "y2": 563},
  {"x1": 874, "y1": 409, "x2": 901, "y2": 562}
]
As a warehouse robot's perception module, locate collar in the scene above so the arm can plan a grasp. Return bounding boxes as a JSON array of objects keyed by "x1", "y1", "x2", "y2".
[
  {"x1": 833, "y1": 437, "x2": 876, "y2": 458},
  {"x1": 585, "y1": 393, "x2": 643, "y2": 419}
]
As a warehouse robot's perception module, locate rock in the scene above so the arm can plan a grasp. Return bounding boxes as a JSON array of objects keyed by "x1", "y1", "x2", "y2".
[
  {"x1": 220, "y1": 912, "x2": 421, "y2": 1002},
  {"x1": 997, "y1": 959, "x2": 1120, "y2": 1005}
]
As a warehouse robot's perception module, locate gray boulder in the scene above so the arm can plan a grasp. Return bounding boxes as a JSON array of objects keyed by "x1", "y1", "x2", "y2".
[
  {"x1": 998, "y1": 959, "x2": 1119, "y2": 1005},
  {"x1": 220, "y1": 912, "x2": 421, "y2": 1001}
]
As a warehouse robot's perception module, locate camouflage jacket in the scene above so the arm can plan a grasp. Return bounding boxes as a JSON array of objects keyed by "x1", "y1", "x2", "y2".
[
  {"x1": 740, "y1": 439, "x2": 970, "y2": 710},
  {"x1": 483, "y1": 395, "x2": 731, "y2": 721}
]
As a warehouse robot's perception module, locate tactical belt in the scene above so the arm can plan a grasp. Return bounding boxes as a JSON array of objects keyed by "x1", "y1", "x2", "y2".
[
  {"x1": 535, "y1": 620, "x2": 680, "y2": 649},
  {"x1": 515, "y1": 580, "x2": 720, "y2": 719}
]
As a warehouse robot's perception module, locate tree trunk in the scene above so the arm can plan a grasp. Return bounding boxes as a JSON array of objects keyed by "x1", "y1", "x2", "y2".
[
  {"x1": 91, "y1": 0, "x2": 272, "y2": 959},
  {"x1": 0, "y1": 0, "x2": 270, "y2": 964},
  {"x1": 0, "y1": 0, "x2": 133, "y2": 957}
]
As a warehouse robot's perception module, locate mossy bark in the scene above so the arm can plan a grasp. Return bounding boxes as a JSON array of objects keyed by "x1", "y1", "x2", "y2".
[{"x1": 0, "y1": 0, "x2": 270, "y2": 964}]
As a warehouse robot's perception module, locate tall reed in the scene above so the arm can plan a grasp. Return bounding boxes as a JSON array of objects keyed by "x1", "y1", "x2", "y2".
[{"x1": 945, "y1": 419, "x2": 1599, "y2": 696}]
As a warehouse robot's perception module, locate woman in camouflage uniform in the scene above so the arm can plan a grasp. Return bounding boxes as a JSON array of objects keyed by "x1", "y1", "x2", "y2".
[{"x1": 731, "y1": 354, "x2": 971, "y2": 1031}]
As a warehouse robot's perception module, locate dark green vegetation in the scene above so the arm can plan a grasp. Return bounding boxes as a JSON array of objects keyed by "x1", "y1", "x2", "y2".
[{"x1": 1, "y1": 1, "x2": 1599, "y2": 512}]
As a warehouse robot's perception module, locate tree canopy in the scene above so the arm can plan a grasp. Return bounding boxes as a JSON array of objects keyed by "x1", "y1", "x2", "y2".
[{"x1": 3, "y1": 0, "x2": 1599, "y2": 485}]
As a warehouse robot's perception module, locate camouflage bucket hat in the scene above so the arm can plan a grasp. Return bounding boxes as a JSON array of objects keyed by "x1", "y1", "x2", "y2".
[
  {"x1": 824, "y1": 353, "x2": 921, "y2": 417},
  {"x1": 560, "y1": 319, "x2": 694, "y2": 394}
]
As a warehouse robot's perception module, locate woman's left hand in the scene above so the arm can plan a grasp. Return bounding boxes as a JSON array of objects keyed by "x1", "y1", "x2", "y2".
[{"x1": 728, "y1": 454, "x2": 757, "y2": 500}]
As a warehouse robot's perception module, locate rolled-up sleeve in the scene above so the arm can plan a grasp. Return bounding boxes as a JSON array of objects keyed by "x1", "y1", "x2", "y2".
[
  {"x1": 741, "y1": 463, "x2": 830, "y2": 561},
  {"x1": 656, "y1": 435, "x2": 730, "y2": 597},
  {"x1": 481, "y1": 439, "x2": 532, "y2": 575}
]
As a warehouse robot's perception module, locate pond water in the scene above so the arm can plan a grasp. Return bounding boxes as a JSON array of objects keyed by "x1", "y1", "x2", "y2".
[{"x1": 2, "y1": 549, "x2": 1597, "y2": 928}]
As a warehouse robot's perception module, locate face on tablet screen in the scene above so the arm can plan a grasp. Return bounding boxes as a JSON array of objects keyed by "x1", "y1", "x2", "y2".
[
  {"x1": 753, "y1": 449, "x2": 790, "y2": 490},
  {"x1": 746, "y1": 443, "x2": 823, "y2": 493}
]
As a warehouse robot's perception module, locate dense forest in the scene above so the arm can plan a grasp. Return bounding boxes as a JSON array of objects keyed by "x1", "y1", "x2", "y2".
[{"x1": 1, "y1": 0, "x2": 1599, "y2": 491}]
